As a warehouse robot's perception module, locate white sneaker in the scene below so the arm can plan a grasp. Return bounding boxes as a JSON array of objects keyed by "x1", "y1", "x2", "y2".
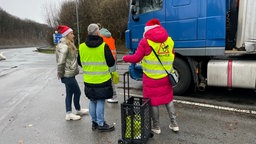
[
  {"x1": 65, "y1": 113, "x2": 81, "y2": 121},
  {"x1": 151, "y1": 126, "x2": 161, "y2": 134},
  {"x1": 107, "y1": 98, "x2": 118, "y2": 103},
  {"x1": 169, "y1": 122, "x2": 179, "y2": 132},
  {"x1": 76, "y1": 109, "x2": 89, "y2": 115}
]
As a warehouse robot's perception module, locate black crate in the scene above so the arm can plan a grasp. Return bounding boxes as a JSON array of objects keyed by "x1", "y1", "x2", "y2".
[
  {"x1": 120, "y1": 96, "x2": 152, "y2": 143},
  {"x1": 118, "y1": 72, "x2": 153, "y2": 144}
]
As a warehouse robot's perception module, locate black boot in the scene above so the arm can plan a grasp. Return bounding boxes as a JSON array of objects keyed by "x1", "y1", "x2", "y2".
[
  {"x1": 98, "y1": 122, "x2": 115, "y2": 132},
  {"x1": 92, "y1": 121, "x2": 98, "y2": 131}
]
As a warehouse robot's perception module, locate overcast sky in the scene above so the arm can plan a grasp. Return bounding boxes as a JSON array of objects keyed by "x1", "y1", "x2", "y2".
[{"x1": 0, "y1": 0, "x2": 65, "y2": 24}]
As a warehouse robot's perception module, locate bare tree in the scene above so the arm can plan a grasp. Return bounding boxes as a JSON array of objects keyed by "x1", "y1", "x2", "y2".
[{"x1": 43, "y1": 1, "x2": 61, "y2": 28}]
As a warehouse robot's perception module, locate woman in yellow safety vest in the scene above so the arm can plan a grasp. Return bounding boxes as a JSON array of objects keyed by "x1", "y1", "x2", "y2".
[{"x1": 123, "y1": 19, "x2": 179, "y2": 134}]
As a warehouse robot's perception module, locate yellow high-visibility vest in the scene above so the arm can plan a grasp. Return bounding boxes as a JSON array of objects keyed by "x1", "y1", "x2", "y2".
[
  {"x1": 142, "y1": 37, "x2": 175, "y2": 79},
  {"x1": 79, "y1": 42, "x2": 111, "y2": 84}
]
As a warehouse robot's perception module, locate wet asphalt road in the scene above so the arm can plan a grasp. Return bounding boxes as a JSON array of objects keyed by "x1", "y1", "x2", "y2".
[{"x1": 0, "y1": 47, "x2": 255, "y2": 144}]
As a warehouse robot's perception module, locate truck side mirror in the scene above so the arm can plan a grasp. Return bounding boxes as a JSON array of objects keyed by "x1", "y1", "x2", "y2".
[
  {"x1": 132, "y1": 15, "x2": 139, "y2": 21},
  {"x1": 131, "y1": 5, "x2": 139, "y2": 21},
  {"x1": 131, "y1": 5, "x2": 137, "y2": 15},
  {"x1": 131, "y1": 0, "x2": 136, "y2": 5}
]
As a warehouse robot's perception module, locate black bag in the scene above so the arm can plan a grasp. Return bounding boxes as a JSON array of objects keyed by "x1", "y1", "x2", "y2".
[{"x1": 168, "y1": 73, "x2": 177, "y2": 86}]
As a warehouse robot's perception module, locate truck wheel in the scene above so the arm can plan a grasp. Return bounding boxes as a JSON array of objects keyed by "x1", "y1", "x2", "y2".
[{"x1": 173, "y1": 57, "x2": 192, "y2": 95}]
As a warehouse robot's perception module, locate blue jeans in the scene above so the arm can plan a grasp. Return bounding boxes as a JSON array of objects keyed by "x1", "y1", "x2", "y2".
[
  {"x1": 89, "y1": 99, "x2": 105, "y2": 126},
  {"x1": 61, "y1": 77, "x2": 81, "y2": 113}
]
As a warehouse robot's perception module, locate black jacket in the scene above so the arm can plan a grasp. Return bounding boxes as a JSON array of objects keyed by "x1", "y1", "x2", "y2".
[{"x1": 78, "y1": 35, "x2": 115, "y2": 100}]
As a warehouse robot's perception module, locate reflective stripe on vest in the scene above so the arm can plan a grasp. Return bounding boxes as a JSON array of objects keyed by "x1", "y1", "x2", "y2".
[
  {"x1": 142, "y1": 37, "x2": 175, "y2": 79},
  {"x1": 101, "y1": 35, "x2": 117, "y2": 60},
  {"x1": 79, "y1": 42, "x2": 111, "y2": 84}
]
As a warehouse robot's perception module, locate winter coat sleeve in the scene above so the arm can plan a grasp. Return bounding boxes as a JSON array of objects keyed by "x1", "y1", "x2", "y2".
[
  {"x1": 122, "y1": 38, "x2": 152, "y2": 63},
  {"x1": 56, "y1": 44, "x2": 68, "y2": 78},
  {"x1": 104, "y1": 44, "x2": 115, "y2": 67}
]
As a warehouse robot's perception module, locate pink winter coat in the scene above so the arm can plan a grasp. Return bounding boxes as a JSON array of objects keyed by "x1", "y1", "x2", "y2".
[{"x1": 123, "y1": 26, "x2": 174, "y2": 106}]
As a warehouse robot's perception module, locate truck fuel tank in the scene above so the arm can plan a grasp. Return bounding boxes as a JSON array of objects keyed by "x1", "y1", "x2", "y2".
[{"x1": 207, "y1": 60, "x2": 256, "y2": 89}]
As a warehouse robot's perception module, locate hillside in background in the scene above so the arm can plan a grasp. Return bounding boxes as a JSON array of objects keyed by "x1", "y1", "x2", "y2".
[
  {"x1": 0, "y1": 8, "x2": 53, "y2": 48},
  {"x1": 0, "y1": 0, "x2": 130, "y2": 49}
]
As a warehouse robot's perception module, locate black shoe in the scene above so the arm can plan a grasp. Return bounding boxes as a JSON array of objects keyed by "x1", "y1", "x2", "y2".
[
  {"x1": 98, "y1": 122, "x2": 115, "y2": 132},
  {"x1": 92, "y1": 121, "x2": 98, "y2": 131}
]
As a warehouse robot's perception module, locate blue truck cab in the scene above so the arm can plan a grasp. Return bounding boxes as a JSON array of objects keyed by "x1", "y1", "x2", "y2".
[{"x1": 125, "y1": 0, "x2": 256, "y2": 95}]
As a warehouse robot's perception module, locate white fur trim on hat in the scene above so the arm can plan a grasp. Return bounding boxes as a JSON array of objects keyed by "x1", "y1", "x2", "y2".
[
  {"x1": 143, "y1": 25, "x2": 159, "y2": 37},
  {"x1": 62, "y1": 28, "x2": 73, "y2": 37}
]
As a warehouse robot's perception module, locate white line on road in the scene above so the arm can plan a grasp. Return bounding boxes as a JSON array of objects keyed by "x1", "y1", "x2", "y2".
[
  {"x1": 120, "y1": 93, "x2": 256, "y2": 115},
  {"x1": 174, "y1": 99, "x2": 256, "y2": 115}
]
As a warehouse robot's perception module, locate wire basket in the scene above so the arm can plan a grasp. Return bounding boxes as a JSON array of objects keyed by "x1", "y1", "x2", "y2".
[{"x1": 118, "y1": 72, "x2": 153, "y2": 144}]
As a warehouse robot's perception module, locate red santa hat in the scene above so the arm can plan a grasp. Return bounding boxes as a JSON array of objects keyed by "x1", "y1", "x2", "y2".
[
  {"x1": 144, "y1": 18, "x2": 161, "y2": 36},
  {"x1": 146, "y1": 18, "x2": 161, "y2": 26},
  {"x1": 56, "y1": 25, "x2": 73, "y2": 37}
]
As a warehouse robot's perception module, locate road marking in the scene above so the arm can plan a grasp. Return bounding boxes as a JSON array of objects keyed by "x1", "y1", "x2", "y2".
[
  {"x1": 174, "y1": 100, "x2": 256, "y2": 115},
  {"x1": 120, "y1": 93, "x2": 256, "y2": 115}
]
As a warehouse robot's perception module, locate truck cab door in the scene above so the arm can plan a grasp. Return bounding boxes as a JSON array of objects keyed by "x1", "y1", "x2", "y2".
[
  {"x1": 165, "y1": 0, "x2": 226, "y2": 56},
  {"x1": 165, "y1": 0, "x2": 199, "y2": 48}
]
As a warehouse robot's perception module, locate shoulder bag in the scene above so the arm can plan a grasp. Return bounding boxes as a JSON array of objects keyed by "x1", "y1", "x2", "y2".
[{"x1": 150, "y1": 47, "x2": 178, "y2": 86}]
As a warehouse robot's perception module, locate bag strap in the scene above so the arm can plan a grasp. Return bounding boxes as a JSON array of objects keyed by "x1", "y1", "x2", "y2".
[{"x1": 150, "y1": 46, "x2": 170, "y2": 75}]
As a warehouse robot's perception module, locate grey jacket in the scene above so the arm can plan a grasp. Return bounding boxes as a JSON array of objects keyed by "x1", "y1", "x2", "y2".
[{"x1": 56, "y1": 38, "x2": 79, "y2": 78}]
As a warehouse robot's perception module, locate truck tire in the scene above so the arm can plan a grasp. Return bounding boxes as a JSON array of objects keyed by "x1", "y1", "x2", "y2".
[{"x1": 173, "y1": 57, "x2": 192, "y2": 95}]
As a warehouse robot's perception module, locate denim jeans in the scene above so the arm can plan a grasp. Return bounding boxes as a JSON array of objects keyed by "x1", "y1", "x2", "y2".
[
  {"x1": 89, "y1": 99, "x2": 105, "y2": 126},
  {"x1": 61, "y1": 77, "x2": 81, "y2": 113}
]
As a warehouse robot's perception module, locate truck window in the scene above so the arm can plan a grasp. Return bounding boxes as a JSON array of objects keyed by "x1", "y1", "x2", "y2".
[{"x1": 138, "y1": 0, "x2": 163, "y2": 14}]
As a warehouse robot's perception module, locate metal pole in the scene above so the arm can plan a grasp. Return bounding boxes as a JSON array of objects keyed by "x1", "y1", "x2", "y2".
[{"x1": 75, "y1": 0, "x2": 80, "y2": 45}]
